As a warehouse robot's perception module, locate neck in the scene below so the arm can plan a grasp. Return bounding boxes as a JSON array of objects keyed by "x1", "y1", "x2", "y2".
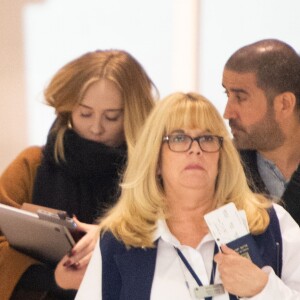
[
  {"x1": 260, "y1": 130, "x2": 300, "y2": 180},
  {"x1": 166, "y1": 190, "x2": 214, "y2": 248}
]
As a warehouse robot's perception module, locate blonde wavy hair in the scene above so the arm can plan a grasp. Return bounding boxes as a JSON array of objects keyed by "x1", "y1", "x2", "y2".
[
  {"x1": 44, "y1": 50, "x2": 157, "y2": 162},
  {"x1": 99, "y1": 92, "x2": 271, "y2": 247}
]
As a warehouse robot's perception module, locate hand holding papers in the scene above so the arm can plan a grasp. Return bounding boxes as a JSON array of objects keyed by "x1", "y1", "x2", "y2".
[{"x1": 204, "y1": 203, "x2": 265, "y2": 268}]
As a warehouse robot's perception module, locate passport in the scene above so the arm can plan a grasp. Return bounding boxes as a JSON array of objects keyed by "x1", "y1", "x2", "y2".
[{"x1": 226, "y1": 233, "x2": 265, "y2": 268}]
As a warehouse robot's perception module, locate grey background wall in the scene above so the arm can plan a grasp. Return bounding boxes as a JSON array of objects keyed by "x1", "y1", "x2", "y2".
[{"x1": 1, "y1": 0, "x2": 300, "y2": 174}]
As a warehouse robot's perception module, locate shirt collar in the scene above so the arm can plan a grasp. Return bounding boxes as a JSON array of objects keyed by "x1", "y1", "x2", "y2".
[{"x1": 154, "y1": 219, "x2": 215, "y2": 249}]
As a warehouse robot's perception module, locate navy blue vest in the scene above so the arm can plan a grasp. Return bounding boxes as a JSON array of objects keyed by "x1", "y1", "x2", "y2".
[{"x1": 100, "y1": 206, "x2": 282, "y2": 300}]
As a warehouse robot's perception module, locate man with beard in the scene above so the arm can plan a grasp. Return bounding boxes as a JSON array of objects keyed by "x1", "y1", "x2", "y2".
[{"x1": 222, "y1": 39, "x2": 300, "y2": 226}]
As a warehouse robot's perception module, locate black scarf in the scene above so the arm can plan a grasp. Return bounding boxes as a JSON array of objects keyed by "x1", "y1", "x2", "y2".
[{"x1": 32, "y1": 129, "x2": 127, "y2": 224}]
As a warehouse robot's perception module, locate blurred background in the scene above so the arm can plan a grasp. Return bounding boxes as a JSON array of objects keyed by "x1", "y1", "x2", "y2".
[{"x1": 1, "y1": 0, "x2": 300, "y2": 173}]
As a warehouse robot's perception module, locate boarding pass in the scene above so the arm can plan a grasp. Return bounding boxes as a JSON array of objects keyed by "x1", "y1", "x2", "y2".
[{"x1": 204, "y1": 202, "x2": 249, "y2": 247}]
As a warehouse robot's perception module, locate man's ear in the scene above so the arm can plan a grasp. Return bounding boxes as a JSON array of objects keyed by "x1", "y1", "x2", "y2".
[{"x1": 273, "y1": 92, "x2": 296, "y2": 118}]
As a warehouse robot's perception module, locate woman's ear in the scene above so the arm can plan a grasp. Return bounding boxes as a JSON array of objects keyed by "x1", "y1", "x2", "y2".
[
  {"x1": 156, "y1": 157, "x2": 161, "y2": 176},
  {"x1": 156, "y1": 166, "x2": 161, "y2": 176}
]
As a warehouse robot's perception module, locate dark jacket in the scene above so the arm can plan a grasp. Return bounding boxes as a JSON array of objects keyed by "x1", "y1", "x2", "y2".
[{"x1": 240, "y1": 150, "x2": 300, "y2": 226}]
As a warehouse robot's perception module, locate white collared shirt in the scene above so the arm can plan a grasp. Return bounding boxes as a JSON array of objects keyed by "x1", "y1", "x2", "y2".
[{"x1": 76, "y1": 204, "x2": 300, "y2": 300}]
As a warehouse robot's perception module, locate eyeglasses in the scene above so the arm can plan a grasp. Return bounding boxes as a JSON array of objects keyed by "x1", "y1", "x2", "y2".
[{"x1": 163, "y1": 134, "x2": 223, "y2": 153}]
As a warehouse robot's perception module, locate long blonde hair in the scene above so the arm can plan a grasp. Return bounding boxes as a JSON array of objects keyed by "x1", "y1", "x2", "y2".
[
  {"x1": 44, "y1": 50, "x2": 157, "y2": 162},
  {"x1": 99, "y1": 92, "x2": 271, "y2": 247}
]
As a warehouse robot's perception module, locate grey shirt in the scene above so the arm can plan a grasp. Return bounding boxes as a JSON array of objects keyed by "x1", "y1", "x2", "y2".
[{"x1": 257, "y1": 152, "x2": 289, "y2": 200}]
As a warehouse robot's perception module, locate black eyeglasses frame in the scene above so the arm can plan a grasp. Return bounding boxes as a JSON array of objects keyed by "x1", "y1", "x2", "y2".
[{"x1": 162, "y1": 134, "x2": 223, "y2": 153}]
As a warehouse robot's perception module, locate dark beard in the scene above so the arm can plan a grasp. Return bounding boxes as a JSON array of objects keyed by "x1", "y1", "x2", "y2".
[{"x1": 230, "y1": 108, "x2": 285, "y2": 151}]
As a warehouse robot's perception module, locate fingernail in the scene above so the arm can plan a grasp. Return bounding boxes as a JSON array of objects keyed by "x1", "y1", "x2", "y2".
[
  {"x1": 63, "y1": 260, "x2": 71, "y2": 267},
  {"x1": 71, "y1": 262, "x2": 80, "y2": 269},
  {"x1": 68, "y1": 249, "x2": 76, "y2": 257}
]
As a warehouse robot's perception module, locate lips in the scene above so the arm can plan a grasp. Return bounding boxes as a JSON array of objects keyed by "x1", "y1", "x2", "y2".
[
  {"x1": 229, "y1": 121, "x2": 245, "y2": 137},
  {"x1": 184, "y1": 164, "x2": 204, "y2": 170},
  {"x1": 229, "y1": 120, "x2": 244, "y2": 132},
  {"x1": 230, "y1": 128, "x2": 239, "y2": 137}
]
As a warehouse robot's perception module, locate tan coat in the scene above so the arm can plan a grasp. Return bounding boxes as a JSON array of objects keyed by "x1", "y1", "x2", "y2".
[{"x1": 0, "y1": 146, "x2": 42, "y2": 300}]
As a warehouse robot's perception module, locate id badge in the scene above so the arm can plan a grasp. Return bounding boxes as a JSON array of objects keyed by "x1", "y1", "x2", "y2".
[{"x1": 194, "y1": 283, "x2": 225, "y2": 298}]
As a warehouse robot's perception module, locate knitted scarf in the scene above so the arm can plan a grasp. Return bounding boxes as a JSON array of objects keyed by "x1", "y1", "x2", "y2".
[{"x1": 32, "y1": 129, "x2": 127, "y2": 224}]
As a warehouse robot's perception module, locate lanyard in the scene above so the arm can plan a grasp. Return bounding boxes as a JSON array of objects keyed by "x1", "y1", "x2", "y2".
[
  {"x1": 175, "y1": 243, "x2": 218, "y2": 300},
  {"x1": 175, "y1": 243, "x2": 238, "y2": 300}
]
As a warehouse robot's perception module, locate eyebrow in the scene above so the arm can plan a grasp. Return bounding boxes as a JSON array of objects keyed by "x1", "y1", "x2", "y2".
[
  {"x1": 79, "y1": 104, "x2": 123, "y2": 111},
  {"x1": 170, "y1": 129, "x2": 212, "y2": 135},
  {"x1": 230, "y1": 88, "x2": 248, "y2": 94},
  {"x1": 222, "y1": 84, "x2": 249, "y2": 95},
  {"x1": 170, "y1": 129, "x2": 185, "y2": 134}
]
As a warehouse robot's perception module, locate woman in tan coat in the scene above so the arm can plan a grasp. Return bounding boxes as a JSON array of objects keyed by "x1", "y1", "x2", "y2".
[{"x1": 0, "y1": 49, "x2": 156, "y2": 300}]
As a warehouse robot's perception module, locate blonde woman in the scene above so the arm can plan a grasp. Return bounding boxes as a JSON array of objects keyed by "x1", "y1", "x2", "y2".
[
  {"x1": 75, "y1": 92, "x2": 300, "y2": 299},
  {"x1": 0, "y1": 50, "x2": 156, "y2": 300}
]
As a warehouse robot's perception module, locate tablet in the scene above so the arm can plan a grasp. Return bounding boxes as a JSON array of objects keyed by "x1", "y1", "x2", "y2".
[{"x1": 0, "y1": 203, "x2": 75, "y2": 263}]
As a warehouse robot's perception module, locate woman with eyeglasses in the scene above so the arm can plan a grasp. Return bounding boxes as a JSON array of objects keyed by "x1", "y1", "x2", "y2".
[
  {"x1": 0, "y1": 49, "x2": 156, "y2": 300},
  {"x1": 73, "y1": 92, "x2": 300, "y2": 299}
]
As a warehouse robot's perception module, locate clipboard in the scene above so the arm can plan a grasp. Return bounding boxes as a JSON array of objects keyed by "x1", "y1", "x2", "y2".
[{"x1": 0, "y1": 203, "x2": 76, "y2": 263}]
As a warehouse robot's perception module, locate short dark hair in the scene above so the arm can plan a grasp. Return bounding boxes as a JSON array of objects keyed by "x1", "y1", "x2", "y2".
[{"x1": 225, "y1": 39, "x2": 300, "y2": 111}]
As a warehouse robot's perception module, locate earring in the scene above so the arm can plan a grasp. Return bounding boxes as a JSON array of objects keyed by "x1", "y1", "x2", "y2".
[{"x1": 67, "y1": 119, "x2": 73, "y2": 129}]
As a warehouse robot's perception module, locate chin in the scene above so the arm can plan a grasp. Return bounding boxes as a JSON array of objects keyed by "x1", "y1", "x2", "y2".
[
  {"x1": 233, "y1": 138, "x2": 248, "y2": 150},
  {"x1": 234, "y1": 139, "x2": 257, "y2": 150},
  {"x1": 183, "y1": 177, "x2": 207, "y2": 187}
]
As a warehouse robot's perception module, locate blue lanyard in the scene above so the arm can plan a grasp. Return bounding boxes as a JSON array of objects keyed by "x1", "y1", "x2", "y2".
[
  {"x1": 175, "y1": 243, "x2": 218, "y2": 300},
  {"x1": 175, "y1": 243, "x2": 238, "y2": 300}
]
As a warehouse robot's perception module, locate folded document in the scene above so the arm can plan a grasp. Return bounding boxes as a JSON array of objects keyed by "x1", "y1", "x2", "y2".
[{"x1": 204, "y1": 203, "x2": 264, "y2": 268}]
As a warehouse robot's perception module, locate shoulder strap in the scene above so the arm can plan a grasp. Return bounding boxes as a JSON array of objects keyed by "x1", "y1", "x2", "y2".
[
  {"x1": 100, "y1": 232, "x2": 126, "y2": 300},
  {"x1": 253, "y1": 206, "x2": 282, "y2": 277},
  {"x1": 100, "y1": 232, "x2": 157, "y2": 300},
  {"x1": 268, "y1": 206, "x2": 283, "y2": 277},
  {"x1": 282, "y1": 164, "x2": 300, "y2": 226}
]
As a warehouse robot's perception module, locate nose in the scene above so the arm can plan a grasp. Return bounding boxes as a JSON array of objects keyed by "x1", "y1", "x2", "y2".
[
  {"x1": 188, "y1": 139, "x2": 202, "y2": 155},
  {"x1": 90, "y1": 117, "x2": 104, "y2": 135},
  {"x1": 223, "y1": 100, "x2": 237, "y2": 120}
]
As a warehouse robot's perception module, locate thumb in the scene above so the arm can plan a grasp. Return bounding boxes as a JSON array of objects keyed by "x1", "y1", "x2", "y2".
[
  {"x1": 73, "y1": 216, "x2": 94, "y2": 232},
  {"x1": 220, "y1": 244, "x2": 238, "y2": 255}
]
